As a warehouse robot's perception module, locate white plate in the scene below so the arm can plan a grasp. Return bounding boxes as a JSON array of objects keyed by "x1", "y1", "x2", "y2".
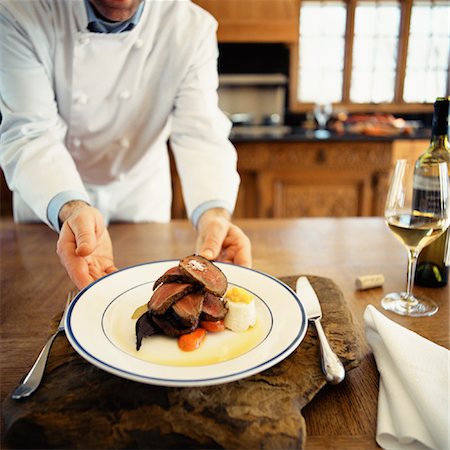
[{"x1": 65, "y1": 260, "x2": 307, "y2": 387}]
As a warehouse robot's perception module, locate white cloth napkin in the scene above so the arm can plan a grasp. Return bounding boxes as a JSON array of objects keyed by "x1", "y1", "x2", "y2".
[{"x1": 364, "y1": 305, "x2": 450, "y2": 450}]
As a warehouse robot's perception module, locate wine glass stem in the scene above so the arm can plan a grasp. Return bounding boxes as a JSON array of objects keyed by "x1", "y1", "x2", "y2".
[{"x1": 405, "y1": 248, "x2": 418, "y2": 301}]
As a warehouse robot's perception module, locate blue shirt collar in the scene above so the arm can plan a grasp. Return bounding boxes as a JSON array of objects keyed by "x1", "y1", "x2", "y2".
[{"x1": 84, "y1": 0, "x2": 144, "y2": 33}]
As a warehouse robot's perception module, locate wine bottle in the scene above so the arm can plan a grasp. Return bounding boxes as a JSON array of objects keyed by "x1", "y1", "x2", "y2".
[{"x1": 414, "y1": 96, "x2": 450, "y2": 287}]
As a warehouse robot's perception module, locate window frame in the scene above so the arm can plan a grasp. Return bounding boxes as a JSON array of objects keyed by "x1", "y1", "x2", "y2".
[{"x1": 289, "y1": 0, "x2": 449, "y2": 113}]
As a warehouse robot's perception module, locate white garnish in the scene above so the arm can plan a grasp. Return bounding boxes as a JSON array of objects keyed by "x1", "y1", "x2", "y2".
[{"x1": 187, "y1": 260, "x2": 206, "y2": 271}]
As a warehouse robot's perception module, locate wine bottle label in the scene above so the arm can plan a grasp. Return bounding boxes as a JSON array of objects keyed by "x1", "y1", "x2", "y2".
[{"x1": 412, "y1": 175, "x2": 443, "y2": 214}]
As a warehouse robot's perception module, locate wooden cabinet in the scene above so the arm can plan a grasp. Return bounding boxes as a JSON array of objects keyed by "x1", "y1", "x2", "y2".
[
  {"x1": 259, "y1": 170, "x2": 368, "y2": 217},
  {"x1": 392, "y1": 139, "x2": 428, "y2": 163},
  {"x1": 235, "y1": 141, "x2": 392, "y2": 218},
  {"x1": 192, "y1": 0, "x2": 300, "y2": 43},
  {"x1": 171, "y1": 140, "x2": 395, "y2": 219}
]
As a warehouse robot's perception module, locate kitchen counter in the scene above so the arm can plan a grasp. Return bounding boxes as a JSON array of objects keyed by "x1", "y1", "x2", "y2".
[{"x1": 229, "y1": 126, "x2": 431, "y2": 143}]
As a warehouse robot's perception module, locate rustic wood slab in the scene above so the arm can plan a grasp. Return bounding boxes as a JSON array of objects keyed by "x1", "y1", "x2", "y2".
[{"x1": 2, "y1": 275, "x2": 363, "y2": 449}]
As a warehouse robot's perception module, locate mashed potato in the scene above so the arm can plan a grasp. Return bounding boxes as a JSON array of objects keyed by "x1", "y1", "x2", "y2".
[{"x1": 224, "y1": 287, "x2": 256, "y2": 332}]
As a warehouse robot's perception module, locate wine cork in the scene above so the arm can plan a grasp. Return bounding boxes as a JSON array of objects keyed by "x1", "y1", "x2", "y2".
[{"x1": 355, "y1": 274, "x2": 384, "y2": 290}]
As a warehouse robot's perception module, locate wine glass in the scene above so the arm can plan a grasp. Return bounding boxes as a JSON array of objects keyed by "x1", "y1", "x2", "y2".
[
  {"x1": 382, "y1": 159, "x2": 450, "y2": 316},
  {"x1": 314, "y1": 103, "x2": 332, "y2": 138}
]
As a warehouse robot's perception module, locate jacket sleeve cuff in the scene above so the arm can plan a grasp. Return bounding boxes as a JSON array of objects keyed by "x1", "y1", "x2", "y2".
[
  {"x1": 190, "y1": 199, "x2": 233, "y2": 228},
  {"x1": 47, "y1": 190, "x2": 91, "y2": 232}
]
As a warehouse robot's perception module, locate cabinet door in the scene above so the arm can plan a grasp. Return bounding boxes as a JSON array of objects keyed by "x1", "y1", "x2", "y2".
[
  {"x1": 257, "y1": 170, "x2": 372, "y2": 218},
  {"x1": 234, "y1": 172, "x2": 257, "y2": 218},
  {"x1": 193, "y1": 0, "x2": 300, "y2": 43},
  {"x1": 237, "y1": 140, "x2": 392, "y2": 218},
  {"x1": 0, "y1": 169, "x2": 12, "y2": 217},
  {"x1": 392, "y1": 139, "x2": 428, "y2": 164}
]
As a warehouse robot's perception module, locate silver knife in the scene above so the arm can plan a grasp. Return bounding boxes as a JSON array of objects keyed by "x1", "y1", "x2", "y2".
[{"x1": 296, "y1": 276, "x2": 345, "y2": 384}]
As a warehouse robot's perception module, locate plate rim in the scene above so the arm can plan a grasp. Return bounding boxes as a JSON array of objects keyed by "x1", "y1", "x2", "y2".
[{"x1": 65, "y1": 260, "x2": 307, "y2": 387}]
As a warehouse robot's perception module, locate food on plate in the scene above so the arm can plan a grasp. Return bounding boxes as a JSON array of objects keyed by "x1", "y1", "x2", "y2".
[
  {"x1": 199, "y1": 319, "x2": 225, "y2": 332},
  {"x1": 201, "y1": 292, "x2": 228, "y2": 321},
  {"x1": 345, "y1": 113, "x2": 415, "y2": 136},
  {"x1": 223, "y1": 286, "x2": 256, "y2": 332},
  {"x1": 172, "y1": 291, "x2": 205, "y2": 327},
  {"x1": 148, "y1": 283, "x2": 196, "y2": 316},
  {"x1": 179, "y1": 254, "x2": 227, "y2": 297},
  {"x1": 178, "y1": 328, "x2": 207, "y2": 352},
  {"x1": 152, "y1": 266, "x2": 192, "y2": 290},
  {"x1": 135, "y1": 255, "x2": 229, "y2": 351},
  {"x1": 135, "y1": 312, "x2": 160, "y2": 349}
]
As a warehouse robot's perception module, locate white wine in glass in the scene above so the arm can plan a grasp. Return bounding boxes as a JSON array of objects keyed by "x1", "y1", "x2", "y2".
[{"x1": 382, "y1": 159, "x2": 449, "y2": 316}]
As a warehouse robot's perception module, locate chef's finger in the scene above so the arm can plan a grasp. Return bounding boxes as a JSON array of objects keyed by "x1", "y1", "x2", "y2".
[
  {"x1": 68, "y1": 263, "x2": 93, "y2": 290},
  {"x1": 231, "y1": 245, "x2": 252, "y2": 267},
  {"x1": 67, "y1": 211, "x2": 101, "y2": 257},
  {"x1": 197, "y1": 220, "x2": 229, "y2": 261},
  {"x1": 105, "y1": 265, "x2": 118, "y2": 274},
  {"x1": 56, "y1": 230, "x2": 93, "y2": 289},
  {"x1": 87, "y1": 261, "x2": 104, "y2": 280},
  {"x1": 221, "y1": 225, "x2": 252, "y2": 267}
]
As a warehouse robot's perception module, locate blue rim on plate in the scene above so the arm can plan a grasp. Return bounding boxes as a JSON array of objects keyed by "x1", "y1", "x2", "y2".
[{"x1": 65, "y1": 260, "x2": 307, "y2": 387}]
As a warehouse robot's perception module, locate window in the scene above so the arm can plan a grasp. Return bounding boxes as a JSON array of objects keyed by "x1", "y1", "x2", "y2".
[
  {"x1": 292, "y1": 0, "x2": 450, "y2": 112},
  {"x1": 404, "y1": 0, "x2": 450, "y2": 102},
  {"x1": 298, "y1": 1, "x2": 347, "y2": 103},
  {"x1": 350, "y1": 1, "x2": 400, "y2": 103}
]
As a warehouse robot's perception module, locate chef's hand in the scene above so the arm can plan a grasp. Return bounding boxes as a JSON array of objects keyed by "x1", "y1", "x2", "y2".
[
  {"x1": 56, "y1": 201, "x2": 118, "y2": 290},
  {"x1": 196, "y1": 208, "x2": 252, "y2": 267}
]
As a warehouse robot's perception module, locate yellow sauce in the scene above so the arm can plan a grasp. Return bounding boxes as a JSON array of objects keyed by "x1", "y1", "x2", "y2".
[
  {"x1": 146, "y1": 320, "x2": 265, "y2": 367},
  {"x1": 131, "y1": 303, "x2": 148, "y2": 319},
  {"x1": 110, "y1": 317, "x2": 266, "y2": 367}
]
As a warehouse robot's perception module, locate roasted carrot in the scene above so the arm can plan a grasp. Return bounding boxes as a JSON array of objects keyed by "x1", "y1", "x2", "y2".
[
  {"x1": 178, "y1": 328, "x2": 206, "y2": 352},
  {"x1": 200, "y1": 320, "x2": 225, "y2": 333}
]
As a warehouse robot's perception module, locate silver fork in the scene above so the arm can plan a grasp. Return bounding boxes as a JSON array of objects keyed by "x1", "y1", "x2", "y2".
[{"x1": 11, "y1": 291, "x2": 76, "y2": 400}]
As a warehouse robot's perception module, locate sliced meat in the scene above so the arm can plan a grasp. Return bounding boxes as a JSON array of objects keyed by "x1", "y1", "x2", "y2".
[
  {"x1": 152, "y1": 310, "x2": 197, "y2": 337},
  {"x1": 136, "y1": 255, "x2": 230, "y2": 350},
  {"x1": 153, "y1": 266, "x2": 194, "y2": 291},
  {"x1": 135, "y1": 312, "x2": 160, "y2": 351},
  {"x1": 148, "y1": 282, "x2": 195, "y2": 316},
  {"x1": 201, "y1": 292, "x2": 228, "y2": 321},
  {"x1": 172, "y1": 291, "x2": 204, "y2": 328},
  {"x1": 179, "y1": 255, "x2": 227, "y2": 297}
]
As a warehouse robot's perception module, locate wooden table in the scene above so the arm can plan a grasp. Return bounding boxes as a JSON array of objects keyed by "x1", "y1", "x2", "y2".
[{"x1": 1, "y1": 217, "x2": 448, "y2": 449}]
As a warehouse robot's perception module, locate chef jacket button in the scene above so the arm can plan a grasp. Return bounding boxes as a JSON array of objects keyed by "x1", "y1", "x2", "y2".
[
  {"x1": 119, "y1": 90, "x2": 131, "y2": 100},
  {"x1": 79, "y1": 36, "x2": 90, "y2": 45},
  {"x1": 118, "y1": 173, "x2": 126, "y2": 182},
  {"x1": 72, "y1": 138, "x2": 81, "y2": 148},
  {"x1": 76, "y1": 93, "x2": 89, "y2": 104},
  {"x1": 120, "y1": 137, "x2": 130, "y2": 149},
  {"x1": 134, "y1": 38, "x2": 143, "y2": 49}
]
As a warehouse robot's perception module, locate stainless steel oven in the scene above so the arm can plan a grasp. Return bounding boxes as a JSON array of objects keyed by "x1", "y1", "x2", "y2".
[{"x1": 218, "y1": 74, "x2": 290, "y2": 138}]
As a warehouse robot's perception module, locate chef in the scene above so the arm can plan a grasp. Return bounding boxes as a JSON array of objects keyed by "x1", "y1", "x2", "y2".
[{"x1": 0, "y1": 0, "x2": 251, "y2": 289}]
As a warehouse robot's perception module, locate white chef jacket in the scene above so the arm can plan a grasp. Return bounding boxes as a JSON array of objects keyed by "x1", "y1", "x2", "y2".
[{"x1": 0, "y1": 0, "x2": 240, "y2": 229}]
